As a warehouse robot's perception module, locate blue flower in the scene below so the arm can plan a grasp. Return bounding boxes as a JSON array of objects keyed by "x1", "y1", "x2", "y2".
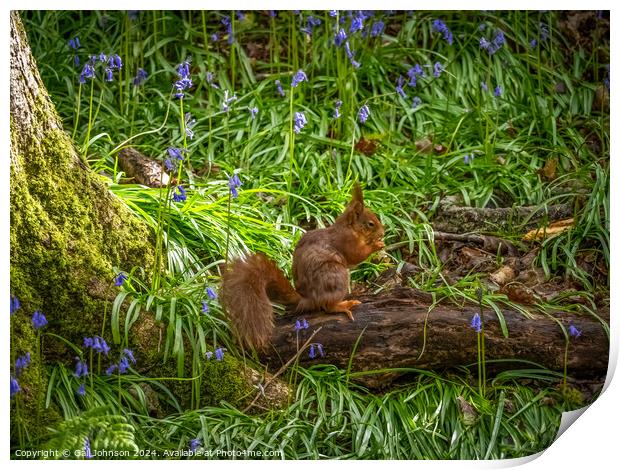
[
  {"x1": 123, "y1": 349, "x2": 136, "y2": 364},
  {"x1": 412, "y1": 96, "x2": 421, "y2": 109},
  {"x1": 294, "y1": 318, "x2": 309, "y2": 331},
  {"x1": 228, "y1": 174, "x2": 242, "y2": 198},
  {"x1": 344, "y1": 42, "x2": 360, "y2": 68},
  {"x1": 211, "y1": 33, "x2": 219, "y2": 42},
  {"x1": 249, "y1": 106, "x2": 259, "y2": 120},
  {"x1": 107, "y1": 54, "x2": 123, "y2": 70},
  {"x1": 236, "y1": 11, "x2": 245, "y2": 21},
  {"x1": 494, "y1": 86, "x2": 502, "y2": 97},
  {"x1": 222, "y1": 90, "x2": 237, "y2": 112},
  {"x1": 105, "y1": 364, "x2": 117, "y2": 376},
  {"x1": 301, "y1": 16, "x2": 322, "y2": 35},
  {"x1": 275, "y1": 79, "x2": 285, "y2": 97},
  {"x1": 358, "y1": 104, "x2": 370, "y2": 124},
  {"x1": 350, "y1": 16, "x2": 364, "y2": 34},
  {"x1": 317, "y1": 343, "x2": 324, "y2": 357},
  {"x1": 190, "y1": 438, "x2": 201, "y2": 452},
  {"x1": 104, "y1": 67, "x2": 113, "y2": 82},
  {"x1": 481, "y1": 81, "x2": 488, "y2": 92},
  {"x1": 84, "y1": 437, "x2": 93, "y2": 459},
  {"x1": 207, "y1": 287, "x2": 218, "y2": 300},
  {"x1": 68, "y1": 36, "x2": 81, "y2": 50},
  {"x1": 132, "y1": 68, "x2": 148, "y2": 86},
  {"x1": 470, "y1": 313, "x2": 482, "y2": 333},
  {"x1": 73, "y1": 56, "x2": 80, "y2": 67},
  {"x1": 10, "y1": 377, "x2": 21, "y2": 398},
  {"x1": 85, "y1": 336, "x2": 111, "y2": 355},
  {"x1": 78, "y1": 63, "x2": 95, "y2": 84},
  {"x1": 480, "y1": 31, "x2": 505, "y2": 55},
  {"x1": 431, "y1": 19, "x2": 453, "y2": 45},
  {"x1": 32, "y1": 310, "x2": 48, "y2": 329},
  {"x1": 74, "y1": 358, "x2": 89, "y2": 378},
  {"x1": 568, "y1": 324, "x2": 582, "y2": 338},
  {"x1": 269, "y1": 10, "x2": 277, "y2": 17},
  {"x1": 302, "y1": 319, "x2": 309, "y2": 329},
  {"x1": 185, "y1": 113, "x2": 197, "y2": 140},
  {"x1": 10, "y1": 295, "x2": 20, "y2": 315},
  {"x1": 205, "y1": 351, "x2": 213, "y2": 360},
  {"x1": 529, "y1": 39, "x2": 537, "y2": 48},
  {"x1": 396, "y1": 76, "x2": 407, "y2": 98},
  {"x1": 206, "y1": 71, "x2": 219, "y2": 89},
  {"x1": 407, "y1": 64, "x2": 425, "y2": 87},
  {"x1": 309, "y1": 344, "x2": 316, "y2": 359},
  {"x1": 15, "y1": 352, "x2": 31, "y2": 376},
  {"x1": 464, "y1": 153, "x2": 474, "y2": 164},
  {"x1": 172, "y1": 186, "x2": 187, "y2": 203},
  {"x1": 291, "y1": 69, "x2": 308, "y2": 87},
  {"x1": 334, "y1": 99, "x2": 343, "y2": 119},
  {"x1": 167, "y1": 147, "x2": 184, "y2": 162},
  {"x1": 215, "y1": 347, "x2": 225, "y2": 361},
  {"x1": 540, "y1": 23, "x2": 549, "y2": 42},
  {"x1": 309, "y1": 343, "x2": 324, "y2": 359},
  {"x1": 222, "y1": 15, "x2": 234, "y2": 44},
  {"x1": 114, "y1": 272, "x2": 128, "y2": 286},
  {"x1": 334, "y1": 28, "x2": 347, "y2": 47},
  {"x1": 371, "y1": 21, "x2": 384, "y2": 37},
  {"x1": 98, "y1": 53, "x2": 107, "y2": 63},
  {"x1": 433, "y1": 62, "x2": 444, "y2": 78},
  {"x1": 201, "y1": 301, "x2": 209, "y2": 314},
  {"x1": 77, "y1": 383, "x2": 86, "y2": 396},
  {"x1": 329, "y1": 10, "x2": 337, "y2": 17},
  {"x1": 118, "y1": 356, "x2": 130, "y2": 374},
  {"x1": 293, "y1": 112, "x2": 307, "y2": 134},
  {"x1": 174, "y1": 61, "x2": 193, "y2": 99}
]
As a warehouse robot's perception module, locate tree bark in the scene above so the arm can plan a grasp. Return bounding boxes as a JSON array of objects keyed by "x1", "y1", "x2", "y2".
[{"x1": 260, "y1": 287, "x2": 609, "y2": 382}]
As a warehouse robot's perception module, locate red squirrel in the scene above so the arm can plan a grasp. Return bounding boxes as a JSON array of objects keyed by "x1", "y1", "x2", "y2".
[{"x1": 221, "y1": 184, "x2": 385, "y2": 350}]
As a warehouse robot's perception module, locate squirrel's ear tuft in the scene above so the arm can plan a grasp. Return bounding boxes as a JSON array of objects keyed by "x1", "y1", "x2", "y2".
[
  {"x1": 351, "y1": 182, "x2": 364, "y2": 206},
  {"x1": 344, "y1": 200, "x2": 364, "y2": 224}
]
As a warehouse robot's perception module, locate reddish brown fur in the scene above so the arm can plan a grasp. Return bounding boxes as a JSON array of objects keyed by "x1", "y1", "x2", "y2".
[{"x1": 221, "y1": 184, "x2": 385, "y2": 350}]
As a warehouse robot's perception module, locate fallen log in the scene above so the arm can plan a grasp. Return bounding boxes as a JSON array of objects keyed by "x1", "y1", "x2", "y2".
[{"x1": 260, "y1": 287, "x2": 609, "y2": 381}]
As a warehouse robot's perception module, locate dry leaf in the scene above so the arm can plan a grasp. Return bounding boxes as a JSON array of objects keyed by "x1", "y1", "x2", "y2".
[
  {"x1": 415, "y1": 137, "x2": 433, "y2": 154},
  {"x1": 489, "y1": 265, "x2": 516, "y2": 286},
  {"x1": 523, "y1": 218, "x2": 574, "y2": 241},
  {"x1": 538, "y1": 158, "x2": 558, "y2": 181},
  {"x1": 355, "y1": 137, "x2": 379, "y2": 156}
]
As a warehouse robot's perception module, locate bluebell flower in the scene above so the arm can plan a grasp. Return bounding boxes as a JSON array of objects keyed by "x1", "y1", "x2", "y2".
[
  {"x1": 201, "y1": 301, "x2": 209, "y2": 314},
  {"x1": 479, "y1": 23, "x2": 486, "y2": 31},
  {"x1": 10, "y1": 295, "x2": 20, "y2": 315},
  {"x1": 215, "y1": 347, "x2": 225, "y2": 361},
  {"x1": 10, "y1": 376, "x2": 21, "y2": 398},
  {"x1": 317, "y1": 343, "x2": 324, "y2": 357},
  {"x1": 172, "y1": 186, "x2": 187, "y2": 203},
  {"x1": 540, "y1": 23, "x2": 549, "y2": 42},
  {"x1": 494, "y1": 85, "x2": 502, "y2": 97},
  {"x1": 78, "y1": 63, "x2": 95, "y2": 84},
  {"x1": 32, "y1": 310, "x2": 48, "y2": 329},
  {"x1": 301, "y1": 16, "x2": 322, "y2": 36},
  {"x1": 293, "y1": 112, "x2": 307, "y2": 134},
  {"x1": 211, "y1": 33, "x2": 219, "y2": 42},
  {"x1": 291, "y1": 69, "x2": 308, "y2": 87},
  {"x1": 431, "y1": 19, "x2": 453, "y2": 45},
  {"x1": 185, "y1": 113, "x2": 197, "y2": 140},
  {"x1": 107, "y1": 54, "x2": 122, "y2": 70},
  {"x1": 205, "y1": 351, "x2": 213, "y2": 360},
  {"x1": 412, "y1": 96, "x2": 421, "y2": 109},
  {"x1": 74, "y1": 358, "x2": 89, "y2": 378},
  {"x1": 132, "y1": 68, "x2": 148, "y2": 86},
  {"x1": 167, "y1": 147, "x2": 184, "y2": 162},
  {"x1": 334, "y1": 28, "x2": 347, "y2": 47},
  {"x1": 164, "y1": 159, "x2": 175, "y2": 171},
  {"x1": 480, "y1": 31, "x2": 505, "y2": 55},
  {"x1": 350, "y1": 16, "x2": 364, "y2": 34},
  {"x1": 207, "y1": 287, "x2": 218, "y2": 300},
  {"x1": 236, "y1": 11, "x2": 245, "y2": 21},
  {"x1": 206, "y1": 71, "x2": 219, "y2": 89},
  {"x1": 275, "y1": 79, "x2": 285, "y2": 97},
  {"x1": 68, "y1": 36, "x2": 81, "y2": 50},
  {"x1": 529, "y1": 39, "x2": 537, "y2": 48},
  {"x1": 228, "y1": 174, "x2": 242, "y2": 198},
  {"x1": 433, "y1": 62, "x2": 444, "y2": 78},
  {"x1": 464, "y1": 153, "x2": 474, "y2": 164},
  {"x1": 174, "y1": 61, "x2": 193, "y2": 99},
  {"x1": 105, "y1": 364, "x2": 118, "y2": 376},
  {"x1": 123, "y1": 349, "x2": 136, "y2": 364},
  {"x1": 344, "y1": 42, "x2": 361, "y2": 68},
  {"x1": 302, "y1": 319, "x2": 309, "y2": 329},
  {"x1": 104, "y1": 67, "x2": 113, "y2": 82},
  {"x1": 295, "y1": 319, "x2": 302, "y2": 331},
  {"x1": 470, "y1": 313, "x2": 482, "y2": 332},
  {"x1": 371, "y1": 21, "x2": 384, "y2": 37},
  {"x1": 221, "y1": 90, "x2": 237, "y2": 112},
  {"x1": 77, "y1": 383, "x2": 86, "y2": 396},
  {"x1": 84, "y1": 437, "x2": 93, "y2": 459},
  {"x1": 190, "y1": 438, "x2": 201, "y2": 452},
  {"x1": 15, "y1": 352, "x2": 31, "y2": 376},
  {"x1": 222, "y1": 15, "x2": 234, "y2": 44},
  {"x1": 250, "y1": 106, "x2": 259, "y2": 120},
  {"x1": 73, "y1": 56, "x2": 80, "y2": 67},
  {"x1": 118, "y1": 356, "x2": 130, "y2": 374},
  {"x1": 99, "y1": 53, "x2": 107, "y2": 63},
  {"x1": 334, "y1": 99, "x2": 343, "y2": 119},
  {"x1": 309, "y1": 344, "x2": 316, "y2": 359},
  {"x1": 92, "y1": 336, "x2": 110, "y2": 355},
  {"x1": 269, "y1": 10, "x2": 277, "y2": 17},
  {"x1": 329, "y1": 10, "x2": 337, "y2": 17},
  {"x1": 396, "y1": 76, "x2": 407, "y2": 98},
  {"x1": 481, "y1": 81, "x2": 488, "y2": 92},
  {"x1": 407, "y1": 64, "x2": 424, "y2": 87},
  {"x1": 568, "y1": 324, "x2": 582, "y2": 338},
  {"x1": 114, "y1": 272, "x2": 128, "y2": 286},
  {"x1": 358, "y1": 104, "x2": 370, "y2": 124}
]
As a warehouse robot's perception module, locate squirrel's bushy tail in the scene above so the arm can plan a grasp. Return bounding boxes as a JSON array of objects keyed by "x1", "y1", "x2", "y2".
[{"x1": 221, "y1": 253, "x2": 300, "y2": 350}]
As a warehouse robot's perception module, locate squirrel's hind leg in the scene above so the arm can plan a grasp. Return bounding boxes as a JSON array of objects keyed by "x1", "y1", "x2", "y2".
[{"x1": 324, "y1": 300, "x2": 361, "y2": 321}]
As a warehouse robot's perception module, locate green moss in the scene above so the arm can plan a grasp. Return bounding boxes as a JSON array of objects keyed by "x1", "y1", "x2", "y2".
[{"x1": 200, "y1": 355, "x2": 253, "y2": 407}]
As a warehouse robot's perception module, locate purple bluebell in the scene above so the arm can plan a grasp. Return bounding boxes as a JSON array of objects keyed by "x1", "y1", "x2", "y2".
[
  {"x1": 207, "y1": 287, "x2": 218, "y2": 300},
  {"x1": 295, "y1": 319, "x2": 302, "y2": 331},
  {"x1": 540, "y1": 23, "x2": 549, "y2": 42},
  {"x1": 464, "y1": 153, "x2": 474, "y2": 164},
  {"x1": 350, "y1": 16, "x2": 364, "y2": 34},
  {"x1": 211, "y1": 33, "x2": 219, "y2": 42},
  {"x1": 205, "y1": 351, "x2": 213, "y2": 360},
  {"x1": 334, "y1": 28, "x2": 347, "y2": 47},
  {"x1": 302, "y1": 319, "x2": 309, "y2": 329},
  {"x1": 470, "y1": 313, "x2": 482, "y2": 332},
  {"x1": 228, "y1": 174, "x2": 242, "y2": 198},
  {"x1": 344, "y1": 42, "x2": 360, "y2": 68},
  {"x1": 407, "y1": 64, "x2": 424, "y2": 87},
  {"x1": 334, "y1": 99, "x2": 343, "y2": 119},
  {"x1": 185, "y1": 113, "x2": 196, "y2": 140},
  {"x1": 10, "y1": 377, "x2": 21, "y2": 398},
  {"x1": 105, "y1": 364, "x2": 118, "y2": 376},
  {"x1": 221, "y1": 90, "x2": 237, "y2": 112},
  {"x1": 494, "y1": 85, "x2": 502, "y2": 97},
  {"x1": 167, "y1": 147, "x2": 184, "y2": 162},
  {"x1": 74, "y1": 358, "x2": 89, "y2": 378},
  {"x1": 215, "y1": 347, "x2": 225, "y2": 361},
  {"x1": 530, "y1": 39, "x2": 537, "y2": 48},
  {"x1": 15, "y1": 352, "x2": 31, "y2": 376},
  {"x1": 114, "y1": 272, "x2": 128, "y2": 286},
  {"x1": 291, "y1": 69, "x2": 308, "y2": 87},
  {"x1": 358, "y1": 105, "x2": 370, "y2": 124},
  {"x1": 190, "y1": 438, "x2": 201, "y2": 452},
  {"x1": 84, "y1": 438, "x2": 93, "y2": 459},
  {"x1": 222, "y1": 15, "x2": 234, "y2": 44},
  {"x1": 104, "y1": 67, "x2": 113, "y2": 82},
  {"x1": 269, "y1": 10, "x2": 277, "y2": 18},
  {"x1": 481, "y1": 81, "x2": 488, "y2": 92},
  {"x1": 78, "y1": 63, "x2": 95, "y2": 84},
  {"x1": 118, "y1": 356, "x2": 130, "y2": 374},
  {"x1": 32, "y1": 310, "x2": 48, "y2": 329},
  {"x1": 201, "y1": 301, "x2": 209, "y2": 314},
  {"x1": 172, "y1": 186, "x2": 187, "y2": 203},
  {"x1": 249, "y1": 106, "x2": 259, "y2": 120},
  {"x1": 68, "y1": 37, "x2": 81, "y2": 50},
  {"x1": 480, "y1": 31, "x2": 506, "y2": 55},
  {"x1": 73, "y1": 55, "x2": 80, "y2": 67},
  {"x1": 568, "y1": 324, "x2": 582, "y2": 338},
  {"x1": 206, "y1": 71, "x2": 219, "y2": 89},
  {"x1": 275, "y1": 79, "x2": 285, "y2": 97},
  {"x1": 329, "y1": 10, "x2": 337, "y2": 17},
  {"x1": 479, "y1": 23, "x2": 486, "y2": 31},
  {"x1": 132, "y1": 68, "x2": 148, "y2": 86},
  {"x1": 396, "y1": 76, "x2": 407, "y2": 98},
  {"x1": 10, "y1": 295, "x2": 20, "y2": 315},
  {"x1": 99, "y1": 53, "x2": 107, "y2": 63},
  {"x1": 431, "y1": 19, "x2": 453, "y2": 45},
  {"x1": 433, "y1": 62, "x2": 444, "y2": 78},
  {"x1": 309, "y1": 344, "x2": 316, "y2": 359},
  {"x1": 316, "y1": 343, "x2": 324, "y2": 357},
  {"x1": 236, "y1": 11, "x2": 245, "y2": 21},
  {"x1": 370, "y1": 21, "x2": 384, "y2": 37},
  {"x1": 293, "y1": 112, "x2": 307, "y2": 134},
  {"x1": 412, "y1": 96, "x2": 421, "y2": 109},
  {"x1": 107, "y1": 54, "x2": 123, "y2": 70},
  {"x1": 123, "y1": 349, "x2": 136, "y2": 364},
  {"x1": 301, "y1": 16, "x2": 322, "y2": 35},
  {"x1": 77, "y1": 383, "x2": 86, "y2": 396},
  {"x1": 174, "y1": 61, "x2": 193, "y2": 99}
]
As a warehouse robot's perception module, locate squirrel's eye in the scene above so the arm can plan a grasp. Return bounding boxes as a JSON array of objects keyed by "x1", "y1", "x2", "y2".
[{"x1": 367, "y1": 220, "x2": 375, "y2": 228}]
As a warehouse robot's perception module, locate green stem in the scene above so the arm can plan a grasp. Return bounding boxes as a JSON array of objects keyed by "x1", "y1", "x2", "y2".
[{"x1": 83, "y1": 79, "x2": 95, "y2": 158}]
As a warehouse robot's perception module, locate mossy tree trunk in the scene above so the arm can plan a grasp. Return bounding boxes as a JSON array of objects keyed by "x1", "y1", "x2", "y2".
[{"x1": 10, "y1": 11, "x2": 155, "y2": 442}]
